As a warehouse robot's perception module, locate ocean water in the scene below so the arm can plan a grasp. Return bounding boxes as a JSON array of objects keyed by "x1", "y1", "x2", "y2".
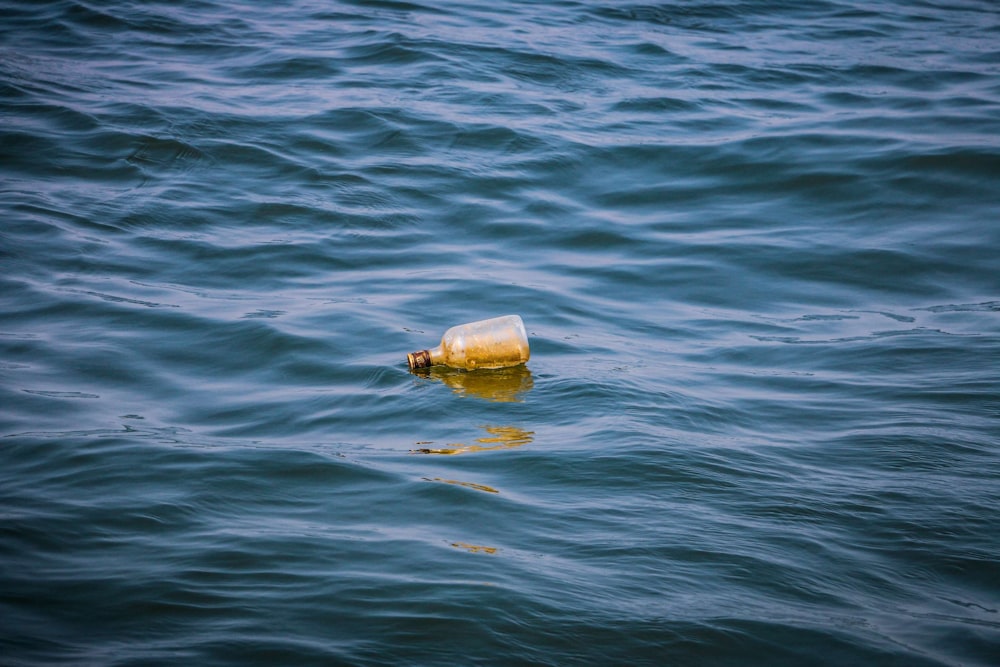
[{"x1": 2, "y1": 0, "x2": 999, "y2": 664}]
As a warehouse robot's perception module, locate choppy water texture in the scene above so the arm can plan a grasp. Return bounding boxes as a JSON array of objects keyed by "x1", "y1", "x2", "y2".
[{"x1": 2, "y1": 1, "x2": 999, "y2": 664}]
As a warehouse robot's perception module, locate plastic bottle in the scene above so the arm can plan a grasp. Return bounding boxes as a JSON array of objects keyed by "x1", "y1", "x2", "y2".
[{"x1": 407, "y1": 315, "x2": 530, "y2": 371}]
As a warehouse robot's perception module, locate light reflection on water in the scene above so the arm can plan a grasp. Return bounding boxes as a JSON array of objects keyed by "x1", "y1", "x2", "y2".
[
  {"x1": 424, "y1": 477, "x2": 500, "y2": 494},
  {"x1": 412, "y1": 424, "x2": 535, "y2": 456}
]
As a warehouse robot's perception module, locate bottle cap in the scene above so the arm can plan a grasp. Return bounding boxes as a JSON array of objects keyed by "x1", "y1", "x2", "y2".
[{"x1": 407, "y1": 349, "x2": 432, "y2": 370}]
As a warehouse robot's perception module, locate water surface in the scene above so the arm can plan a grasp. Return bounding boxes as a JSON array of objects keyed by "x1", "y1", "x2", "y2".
[{"x1": 2, "y1": 1, "x2": 999, "y2": 664}]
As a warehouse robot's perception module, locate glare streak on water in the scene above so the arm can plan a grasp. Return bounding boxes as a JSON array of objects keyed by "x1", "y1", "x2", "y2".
[{"x1": 2, "y1": 0, "x2": 1000, "y2": 665}]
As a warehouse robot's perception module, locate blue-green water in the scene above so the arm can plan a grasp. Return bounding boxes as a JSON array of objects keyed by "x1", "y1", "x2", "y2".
[{"x1": 2, "y1": 1, "x2": 999, "y2": 664}]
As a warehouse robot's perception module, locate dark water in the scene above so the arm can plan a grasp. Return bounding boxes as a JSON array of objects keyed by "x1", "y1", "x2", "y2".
[{"x1": 2, "y1": 1, "x2": 999, "y2": 664}]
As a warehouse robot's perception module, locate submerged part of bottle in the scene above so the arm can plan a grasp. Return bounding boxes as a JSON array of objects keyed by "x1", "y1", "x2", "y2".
[
  {"x1": 407, "y1": 315, "x2": 530, "y2": 371},
  {"x1": 412, "y1": 364, "x2": 534, "y2": 402}
]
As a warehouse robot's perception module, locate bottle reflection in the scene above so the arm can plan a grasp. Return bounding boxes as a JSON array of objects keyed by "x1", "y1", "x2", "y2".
[
  {"x1": 410, "y1": 364, "x2": 533, "y2": 403},
  {"x1": 412, "y1": 425, "x2": 535, "y2": 455}
]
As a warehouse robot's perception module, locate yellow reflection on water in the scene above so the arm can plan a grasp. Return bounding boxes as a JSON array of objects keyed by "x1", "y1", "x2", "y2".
[
  {"x1": 450, "y1": 542, "x2": 498, "y2": 554},
  {"x1": 411, "y1": 364, "x2": 533, "y2": 403},
  {"x1": 412, "y1": 425, "x2": 535, "y2": 455},
  {"x1": 424, "y1": 477, "x2": 499, "y2": 494}
]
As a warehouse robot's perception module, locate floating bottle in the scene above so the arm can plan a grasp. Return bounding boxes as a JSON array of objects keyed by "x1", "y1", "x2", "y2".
[{"x1": 407, "y1": 315, "x2": 530, "y2": 371}]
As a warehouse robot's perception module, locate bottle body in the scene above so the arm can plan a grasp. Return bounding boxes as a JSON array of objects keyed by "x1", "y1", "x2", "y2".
[{"x1": 408, "y1": 315, "x2": 530, "y2": 370}]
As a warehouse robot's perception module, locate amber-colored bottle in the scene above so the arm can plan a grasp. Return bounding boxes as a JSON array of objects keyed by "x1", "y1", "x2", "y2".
[{"x1": 407, "y1": 315, "x2": 530, "y2": 371}]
